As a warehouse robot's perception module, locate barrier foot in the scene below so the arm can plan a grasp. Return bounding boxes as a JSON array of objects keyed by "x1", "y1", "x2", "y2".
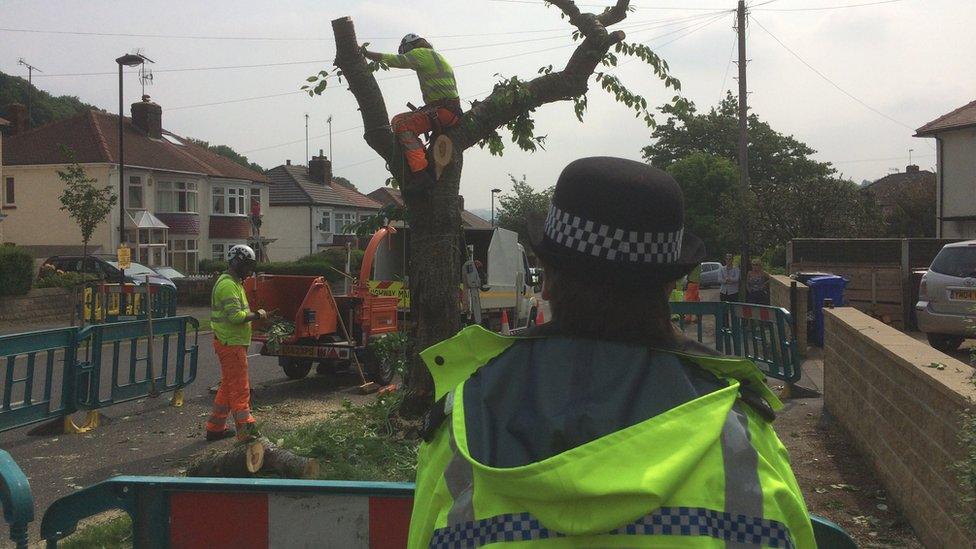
[
  {"x1": 171, "y1": 389, "x2": 185, "y2": 408},
  {"x1": 779, "y1": 383, "x2": 821, "y2": 400},
  {"x1": 63, "y1": 411, "x2": 100, "y2": 434}
]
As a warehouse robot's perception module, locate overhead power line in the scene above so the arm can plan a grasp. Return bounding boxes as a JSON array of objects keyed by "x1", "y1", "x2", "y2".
[
  {"x1": 750, "y1": 15, "x2": 916, "y2": 132},
  {"x1": 753, "y1": 0, "x2": 903, "y2": 12},
  {"x1": 488, "y1": 0, "x2": 729, "y2": 11},
  {"x1": 831, "y1": 153, "x2": 934, "y2": 164}
]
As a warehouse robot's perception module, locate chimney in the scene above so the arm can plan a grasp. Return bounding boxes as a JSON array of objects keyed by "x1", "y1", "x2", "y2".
[
  {"x1": 131, "y1": 95, "x2": 162, "y2": 139},
  {"x1": 5, "y1": 103, "x2": 27, "y2": 135},
  {"x1": 286, "y1": 159, "x2": 291, "y2": 166},
  {"x1": 308, "y1": 149, "x2": 332, "y2": 184},
  {"x1": 906, "y1": 164, "x2": 920, "y2": 173},
  {"x1": 458, "y1": 195, "x2": 465, "y2": 212}
]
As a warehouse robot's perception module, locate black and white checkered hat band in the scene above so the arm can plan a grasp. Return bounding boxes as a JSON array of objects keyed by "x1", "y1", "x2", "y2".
[{"x1": 544, "y1": 205, "x2": 683, "y2": 264}]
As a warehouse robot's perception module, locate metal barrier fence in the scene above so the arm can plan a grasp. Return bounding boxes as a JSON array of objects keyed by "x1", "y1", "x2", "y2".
[
  {"x1": 671, "y1": 301, "x2": 800, "y2": 383},
  {"x1": 32, "y1": 475, "x2": 855, "y2": 548},
  {"x1": 0, "y1": 450, "x2": 33, "y2": 549},
  {"x1": 0, "y1": 317, "x2": 199, "y2": 434},
  {"x1": 82, "y1": 284, "x2": 177, "y2": 325}
]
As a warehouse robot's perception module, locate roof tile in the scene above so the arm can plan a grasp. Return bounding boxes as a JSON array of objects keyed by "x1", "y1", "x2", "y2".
[{"x1": 916, "y1": 99, "x2": 976, "y2": 136}]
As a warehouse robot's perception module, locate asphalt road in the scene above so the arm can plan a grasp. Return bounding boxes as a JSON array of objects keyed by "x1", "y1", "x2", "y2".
[{"x1": 0, "y1": 331, "x2": 368, "y2": 546}]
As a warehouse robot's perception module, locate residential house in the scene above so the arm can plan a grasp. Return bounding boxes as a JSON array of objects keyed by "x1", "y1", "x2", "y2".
[
  {"x1": 0, "y1": 96, "x2": 269, "y2": 272},
  {"x1": 862, "y1": 165, "x2": 936, "y2": 217},
  {"x1": 0, "y1": 114, "x2": 8, "y2": 242},
  {"x1": 264, "y1": 153, "x2": 383, "y2": 261},
  {"x1": 915, "y1": 99, "x2": 976, "y2": 239}
]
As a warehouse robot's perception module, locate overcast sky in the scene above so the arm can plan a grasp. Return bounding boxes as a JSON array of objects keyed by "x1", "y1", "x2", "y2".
[{"x1": 2, "y1": 0, "x2": 972, "y2": 208}]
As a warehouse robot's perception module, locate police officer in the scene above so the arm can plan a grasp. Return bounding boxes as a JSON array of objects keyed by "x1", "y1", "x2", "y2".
[{"x1": 408, "y1": 157, "x2": 815, "y2": 548}]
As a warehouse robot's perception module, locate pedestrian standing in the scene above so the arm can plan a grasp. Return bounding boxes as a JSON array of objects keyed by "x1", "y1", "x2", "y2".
[
  {"x1": 719, "y1": 253, "x2": 740, "y2": 302},
  {"x1": 747, "y1": 259, "x2": 771, "y2": 304},
  {"x1": 205, "y1": 245, "x2": 267, "y2": 441}
]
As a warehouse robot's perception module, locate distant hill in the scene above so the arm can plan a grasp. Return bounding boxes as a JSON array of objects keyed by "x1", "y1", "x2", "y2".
[
  {"x1": 1, "y1": 70, "x2": 264, "y2": 174},
  {"x1": 0, "y1": 71, "x2": 101, "y2": 128},
  {"x1": 469, "y1": 208, "x2": 492, "y2": 222}
]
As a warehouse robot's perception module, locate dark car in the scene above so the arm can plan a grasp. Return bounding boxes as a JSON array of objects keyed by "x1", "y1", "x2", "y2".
[{"x1": 41, "y1": 255, "x2": 177, "y2": 289}]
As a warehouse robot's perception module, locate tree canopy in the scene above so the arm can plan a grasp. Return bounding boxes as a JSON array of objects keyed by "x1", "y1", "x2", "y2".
[
  {"x1": 0, "y1": 71, "x2": 100, "y2": 128},
  {"x1": 186, "y1": 138, "x2": 265, "y2": 174},
  {"x1": 496, "y1": 175, "x2": 554, "y2": 251},
  {"x1": 644, "y1": 94, "x2": 884, "y2": 251},
  {"x1": 666, "y1": 153, "x2": 739, "y2": 258}
]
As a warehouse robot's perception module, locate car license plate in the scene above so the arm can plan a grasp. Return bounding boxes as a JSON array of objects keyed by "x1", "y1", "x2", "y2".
[{"x1": 950, "y1": 289, "x2": 976, "y2": 301}]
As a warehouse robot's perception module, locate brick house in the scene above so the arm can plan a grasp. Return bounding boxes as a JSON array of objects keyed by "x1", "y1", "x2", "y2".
[
  {"x1": 264, "y1": 153, "x2": 383, "y2": 261},
  {"x1": 915, "y1": 99, "x2": 976, "y2": 239},
  {"x1": 366, "y1": 187, "x2": 493, "y2": 230},
  {"x1": 0, "y1": 97, "x2": 269, "y2": 272},
  {"x1": 862, "y1": 165, "x2": 936, "y2": 217}
]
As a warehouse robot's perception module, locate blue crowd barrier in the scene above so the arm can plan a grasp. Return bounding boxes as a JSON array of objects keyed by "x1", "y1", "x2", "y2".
[{"x1": 0, "y1": 450, "x2": 33, "y2": 549}]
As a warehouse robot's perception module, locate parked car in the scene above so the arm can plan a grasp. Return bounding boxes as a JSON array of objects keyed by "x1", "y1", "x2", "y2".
[
  {"x1": 915, "y1": 240, "x2": 976, "y2": 352},
  {"x1": 698, "y1": 261, "x2": 723, "y2": 288},
  {"x1": 41, "y1": 255, "x2": 177, "y2": 289},
  {"x1": 152, "y1": 266, "x2": 186, "y2": 280}
]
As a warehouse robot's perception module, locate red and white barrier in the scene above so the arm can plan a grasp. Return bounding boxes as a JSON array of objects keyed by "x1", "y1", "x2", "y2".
[{"x1": 168, "y1": 492, "x2": 412, "y2": 549}]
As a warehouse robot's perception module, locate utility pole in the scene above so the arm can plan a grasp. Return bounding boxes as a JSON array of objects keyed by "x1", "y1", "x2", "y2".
[
  {"x1": 17, "y1": 59, "x2": 42, "y2": 129},
  {"x1": 305, "y1": 114, "x2": 310, "y2": 165},
  {"x1": 735, "y1": 0, "x2": 750, "y2": 301},
  {"x1": 327, "y1": 115, "x2": 334, "y2": 162}
]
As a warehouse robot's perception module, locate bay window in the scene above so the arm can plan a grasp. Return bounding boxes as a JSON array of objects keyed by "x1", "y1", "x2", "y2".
[
  {"x1": 156, "y1": 181, "x2": 198, "y2": 213},
  {"x1": 334, "y1": 212, "x2": 356, "y2": 234},
  {"x1": 168, "y1": 238, "x2": 199, "y2": 273},
  {"x1": 212, "y1": 185, "x2": 247, "y2": 215}
]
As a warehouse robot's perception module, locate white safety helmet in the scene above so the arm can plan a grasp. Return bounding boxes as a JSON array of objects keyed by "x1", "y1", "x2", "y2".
[
  {"x1": 227, "y1": 244, "x2": 256, "y2": 265},
  {"x1": 399, "y1": 33, "x2": 424, "y2": 54}
]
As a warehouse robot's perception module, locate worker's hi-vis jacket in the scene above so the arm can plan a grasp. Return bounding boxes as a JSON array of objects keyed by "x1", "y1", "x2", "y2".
[
  {"x1": 381, "y1": 48, "x2": 458, "y2": 105},
  {"x1": 210, "y1": 273, "x2": 252, "y2": 346},
  {"x1": 408, "y1": 325, "x2": 816, "y2": 548}
]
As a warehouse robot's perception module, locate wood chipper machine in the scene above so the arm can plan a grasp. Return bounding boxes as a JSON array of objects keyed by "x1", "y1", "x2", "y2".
[{"x1": 244, "y1": 227, "x2": 400, "y2": 385}]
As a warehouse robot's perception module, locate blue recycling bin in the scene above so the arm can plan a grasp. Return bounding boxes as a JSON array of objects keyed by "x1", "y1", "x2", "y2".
[{"x1": 808, "y1": 275, "x2": 848, "y2": 346}]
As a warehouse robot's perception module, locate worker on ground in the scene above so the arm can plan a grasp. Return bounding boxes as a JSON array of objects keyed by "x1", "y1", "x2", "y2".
[
  {"x1": 362, "y1": 34, "x2": 461, "y2": 188},
  {"x1": 205, "y1": 245, "x2": 267, "y2": 442},
  {"x1": 408, "y1": 157, "x2": 815, "y2": 548}
]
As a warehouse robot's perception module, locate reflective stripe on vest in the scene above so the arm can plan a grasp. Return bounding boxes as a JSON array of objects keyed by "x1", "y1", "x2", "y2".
[{"x1": 429, "y1": 403, "x2": 793, "y2": 548}]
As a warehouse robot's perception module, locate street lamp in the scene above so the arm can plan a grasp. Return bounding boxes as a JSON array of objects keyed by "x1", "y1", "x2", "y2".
[
  {"x1": 490, "y1": 188, "x2": 502, "y2": 228},
  {"x1": 115, "y1": 53, "x2": 152, "y2": 280}
]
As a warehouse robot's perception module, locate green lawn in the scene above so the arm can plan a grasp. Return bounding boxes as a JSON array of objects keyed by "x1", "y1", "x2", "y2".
[{"x1": 60, "y1": 515, "x2": 132, "y2": 549}]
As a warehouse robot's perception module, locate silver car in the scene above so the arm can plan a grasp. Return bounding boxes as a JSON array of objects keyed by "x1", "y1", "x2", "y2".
[
  {"x1": 915, "y1": 240, "x2": 976, "y2": 352},
  {"x1": 699, "y1": 262, "x2": 723, "y2": 288}
]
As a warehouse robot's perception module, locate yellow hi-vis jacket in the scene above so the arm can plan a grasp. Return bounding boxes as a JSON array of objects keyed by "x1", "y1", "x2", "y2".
[
  {"x1": 210, "y1": 273, "x2": 252, "y2": 346},
  {"x1": 381, "y1": 48, "x2": 459, "y2": 105},
  {"x1": 408, "y1": 325, "x2": 815, "y2": 548}
]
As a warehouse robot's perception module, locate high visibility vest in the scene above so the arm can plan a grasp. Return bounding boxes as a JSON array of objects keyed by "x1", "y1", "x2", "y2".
[
  {"x1": 408, "y1": 326, "x2": 815, "y2": 548},
  {"x1": 381, "y1": 48, "x2": 459, "y2": 104},
  {"x1": 210, "y1": 273, "x2": 252, "y2": 346}
]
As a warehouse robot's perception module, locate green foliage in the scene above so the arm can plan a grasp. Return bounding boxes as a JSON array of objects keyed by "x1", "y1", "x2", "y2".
[
  {"x1": 0, "y1": 246, "x2": 34, "y2": 296},
  {"x1": 184, "y1": 138, "x2": 264, "y2": 174},
  {"x1": 880, "y1": 182, "x2": 937, "y2": 238},
  {"x1": 299, "y1": 248, "x2": 365, "y2": 274},
  {"x1": 333, "y1": 176, "x2": 357, "y2": 190},
  {"x1": 60, "y1": 515, "x2": 132, "y2": 549},
  {"x1": 57, "y1": 146, "x2": 118, "y2": 255},
  {"x1": 198, "y1": 259, "x2": 228, "y2": 275},
  {"x1": 496, "y1": 175, "x2": 554, "y2": 248},
  {"x1": 264, "y1": 316, "x2": 296, "y2": 353},
  {"x1": 36, "y1": 271, "x2": 99, "y2": 288},
  {"x1": 644, "y1": 94, "x2": 885, "y2": 251},
  {"x1": 349, "y1": 204, "x2": 408, "y2": 238},
  {"x1": 301, "y1": 69, "x2": 333, "y2": 96},
  {"x1": 277, "y1": 394, "x2": 419, "y2": 482},
  {"x1": 257, "y1": 261, "x2": 341, "y2": 282},
  {"x1": 0, "y1": 71, "x2": 100, "y2": 128},
  {"x1": 368, "y1": 331, "x2": 411, "y2": 378},
  {"x1": 666, "y1": 153, "x2": 739, "y2": 258}
]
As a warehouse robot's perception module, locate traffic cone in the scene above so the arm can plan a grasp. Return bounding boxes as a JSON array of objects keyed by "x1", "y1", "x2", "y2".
[
  {"x1": 535, "y1": 306, "x2": 545, "y2": 325},
  {"x1": 500, "y1": 310, "x2": 511, "y2": 335}
]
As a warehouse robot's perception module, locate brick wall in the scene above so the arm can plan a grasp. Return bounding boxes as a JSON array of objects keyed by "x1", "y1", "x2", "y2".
[
  {"x1": 0, "y1": 287, "x2": 77, "y2": 323},
  {"x1": 770, "y1": 275, "x2": 808, "y2": 355},
  {"x1": 823, "y1": 308, "x2": 976, "y2": 548}
]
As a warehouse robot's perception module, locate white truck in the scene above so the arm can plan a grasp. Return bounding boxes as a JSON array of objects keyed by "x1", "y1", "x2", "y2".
[{"x1": 369, "y1": 226, "x2": 541, "y2": 333}]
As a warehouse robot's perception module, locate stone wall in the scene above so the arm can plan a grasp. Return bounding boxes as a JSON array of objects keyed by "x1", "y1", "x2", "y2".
[
  {"x1": 770, "y1": 275, "x2": 808, "y2": 355},
  {"x1": 0, "y1": 287, "x2": 78, "y2": 324},
  {"x1": 824, "y1": 308, "x2": 976, "y2": 548}
]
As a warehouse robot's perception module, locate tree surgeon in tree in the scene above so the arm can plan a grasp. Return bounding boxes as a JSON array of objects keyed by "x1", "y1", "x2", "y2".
[{"x1": 362, "y1": 34, "x2": 462, "y2": 188}]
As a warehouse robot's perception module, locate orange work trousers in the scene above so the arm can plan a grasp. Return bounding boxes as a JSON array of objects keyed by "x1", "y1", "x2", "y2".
[
  {"x1": 206, "y1": 340, "x2": 255, "y2": 439},
  {"x1": 391, "y1": 107, "x2": 460, "y2": 173}
]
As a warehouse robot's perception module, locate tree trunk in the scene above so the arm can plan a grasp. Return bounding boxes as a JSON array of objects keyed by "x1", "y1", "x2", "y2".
[
  {"x1": 399, "y1": 156, "x2": 465, "y2": 417},
  {"x1": 186, "y1": 438, "x2": 319, "y2": 479}
]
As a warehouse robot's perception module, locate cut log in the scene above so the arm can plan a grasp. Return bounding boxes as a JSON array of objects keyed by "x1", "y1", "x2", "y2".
[
  {"x1": 185, "y1": 437, "x2": 318, "y2": 479},
  {"x1": 260, "y1": 437, "x2": 320, "y2": 479},
  {"x1": 186, "y1": 439, "x2": 265, "y2": 477}
]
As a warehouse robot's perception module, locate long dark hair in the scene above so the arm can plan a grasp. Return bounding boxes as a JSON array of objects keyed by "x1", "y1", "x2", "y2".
[{"x1": 543, "y1": 263, "x2": 677, "y2": 348}]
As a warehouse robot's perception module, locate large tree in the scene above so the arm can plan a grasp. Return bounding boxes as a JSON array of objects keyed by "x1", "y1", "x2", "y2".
[
  {"x1": 496, "y1": 174, "x2": 554, "y2": 250},
  {"x1": 666, "y1": 153, "x2": 738, "y2": 258},
  {"x1": 311, "y1": 1, "x2": 680, "y2": 415},
  {"x1": 644, "y1": 93, "x2": 883, "y2": 250}
]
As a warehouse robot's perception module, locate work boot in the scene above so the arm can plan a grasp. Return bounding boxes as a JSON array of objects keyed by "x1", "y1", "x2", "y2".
[{"x1": 205, "y1": 428, "x2": 236, "y2": 442}]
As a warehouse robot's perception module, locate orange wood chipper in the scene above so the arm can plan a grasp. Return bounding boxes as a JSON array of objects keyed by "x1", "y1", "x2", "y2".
[{"x1": 244, "y1": 227, "x2": 400, "y2": 384}]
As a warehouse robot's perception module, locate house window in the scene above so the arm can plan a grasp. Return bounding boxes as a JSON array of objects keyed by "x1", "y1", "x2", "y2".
[
  {"x1": 168, "y1": 238, "x2": 198, "y2": 273},
  {"x1": 359, "y1": 213, "x2": 372, "y2": 222},
  {"x1": 319, "y1": 210, "x2": 332, "y2": 233},
  {"x1": 212, "y1": 185, "x2": 247, "y2": 216},
  {"x1": 250, "y1": 187, "x2": 261, "y2": 209},
  {"x1": 335, "y1": 212, "x2": 356, "y2": 234},
  {"x1": 212, "y1": 241, "x2": 245, "y2": 261},
  {"x1": 3, "y1": 177, "x2": 14, "y2": 207},
  {"x1": 128, "y1": 176, "x2": 144, "y2": 209},
  {"x1": 157, "y1": 181, "x2": 198, "y2": 213}
]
